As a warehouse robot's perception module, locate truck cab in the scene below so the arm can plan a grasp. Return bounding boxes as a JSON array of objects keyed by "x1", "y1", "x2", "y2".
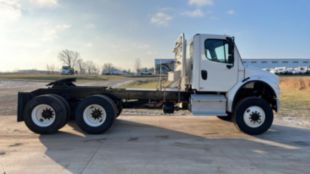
[
  {"x1": 190, "y1": 34, "x2": 240, "y2": 92},
  {"x1": 172, "y1": 33, "x2": 279, "y2": 134}
]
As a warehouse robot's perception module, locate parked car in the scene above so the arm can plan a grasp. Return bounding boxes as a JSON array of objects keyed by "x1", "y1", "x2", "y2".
[
  {"x1": 270, "y1": 68, "x2": 277, "y2": 74},
  {"x1": 274, "y1": 67, "x2": 286, "y2": 75},
  {"x1": 61, "y1": 66, "x2": 74, "y2": 75},
  {"x1": 294, "y1": 66, "x2": 308, "y2": 74},
  {"x1": 285, "y1": 67, "x2": 294, "y2": 75}
]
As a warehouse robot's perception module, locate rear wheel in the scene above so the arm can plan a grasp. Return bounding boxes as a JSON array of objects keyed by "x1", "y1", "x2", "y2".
[
  {"x1": 24, "y1": 95, "x2": 68, "y2": 134},
  {"x1": 233, "y1": 97, "x2": 273, "y2": 135},
  {"x1": 75, "y1": 95, "x2": 118, "y2": 134},
  {"x1": 51, "y1": 94, "x2": 71, "y2": 129}
]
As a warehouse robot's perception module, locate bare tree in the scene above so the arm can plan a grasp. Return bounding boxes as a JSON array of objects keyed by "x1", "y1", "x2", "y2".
[
  {"x1": 77, "y1": 58, "x2": 86, "y2": 74},
  {"x1": 85, "y1": 61, "x2": 99, "y2": 75},
  {"x1": 58, "y1": 49, "x2": 80, "y2": 69},
  {"x1": 102, "y1": 63, "x2": 114, "y2": 75},
  {"x1": 46, "y1": 64, "x2": 56, "y2": 74},
  {"x1": 134, "y1": 58, "x2": 141, "y2": 74}
]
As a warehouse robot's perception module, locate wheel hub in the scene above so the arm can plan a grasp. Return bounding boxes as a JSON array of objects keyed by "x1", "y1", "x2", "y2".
[
  {"x1": 250, "y1": 111, "x2": 261, "y2": 123},
  {"x1": 83, "y1": 104, "x2": 107, "y2": 127},
  {"x1": 31, "y1": 104, "x2": 56, "y2": 127},
  {"x1": 243, "y1": 106, "x2": 266, "y2": 128},
  {"x1": 91, "y1": 108, "x2": 103, "y2": 120},
  {"x1": 41, "y1": 108, "x2": 54, "y2": 120}
]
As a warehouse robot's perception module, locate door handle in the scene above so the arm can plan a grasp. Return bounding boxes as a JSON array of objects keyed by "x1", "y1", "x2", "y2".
[
  {"x1": 226, "y1": 64, "x2": 233, "y2": 69},
  {"x1": 201, "y1": 70, "x2": 208, "y2": 80}
]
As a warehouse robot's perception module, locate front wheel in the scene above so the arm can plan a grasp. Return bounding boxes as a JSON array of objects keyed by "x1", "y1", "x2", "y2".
[{"x1": 233, "y1": 97, "x2": 273, "y2": 135}]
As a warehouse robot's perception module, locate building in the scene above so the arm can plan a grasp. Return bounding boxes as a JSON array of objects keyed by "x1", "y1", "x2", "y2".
[
  {"x1": 155, "y1": 58, "x2": 310, "y2": 73},
  {"x1": 242, "y1": 58, "x2": 310, "y2": 69}
]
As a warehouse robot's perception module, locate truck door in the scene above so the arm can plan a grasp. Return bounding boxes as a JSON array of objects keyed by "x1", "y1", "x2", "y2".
[{"x1": 199, "y1": 36, "x2": 238, "y2": 92}]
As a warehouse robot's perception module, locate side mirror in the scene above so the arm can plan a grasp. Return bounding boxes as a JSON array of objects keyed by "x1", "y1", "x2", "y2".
[
  {"x1": 228, "y1": 53, "x2": 234, "y2": 63},
  {"x1": 226, "y1": 37, "x2": 235, "y2": 66}
]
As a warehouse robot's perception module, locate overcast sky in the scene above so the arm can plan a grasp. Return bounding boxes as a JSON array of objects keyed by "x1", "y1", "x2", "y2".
[{"x1": 0, "y1": 0, "x2": 309, "y2": 72}]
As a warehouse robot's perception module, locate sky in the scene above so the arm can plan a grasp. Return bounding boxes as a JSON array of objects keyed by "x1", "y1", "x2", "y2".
[{"x1": 0, "y1": 0, "x2": 310, "y2": 72}]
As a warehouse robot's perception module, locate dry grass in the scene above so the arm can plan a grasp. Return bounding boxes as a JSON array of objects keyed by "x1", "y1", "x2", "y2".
[
  {"x1": 280, "y1": 76, "x2": 310, "y2": 90},
  {"x1": 278, "y1": 76, "x2": 310, "y2": 118}
]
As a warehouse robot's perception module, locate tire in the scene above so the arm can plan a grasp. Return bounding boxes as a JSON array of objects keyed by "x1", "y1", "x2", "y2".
[
  {"x1": 115, "y1": 100, "x2": 123, "y2": 118},
  {"x1": 163, "y1": 102, "x2": 175, "y2": 114},
  {"x1": 23, "y1": 94, "x2": 68, "y2": 134},
  {"x1": 50, "y1": 94, "x2": 70, "y2": 129},
  {"x1": 75, "y1": 95, "x2": 118, "y2": 134},
  {"x1": 233, "y1": 97, "x2": 273, "y2": 135},
  {"x1": 217, "y1": 114, "x2": 232, "y2": 122}
]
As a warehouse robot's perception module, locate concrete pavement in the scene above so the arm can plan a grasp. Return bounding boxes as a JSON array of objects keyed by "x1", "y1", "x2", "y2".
[{"x1": 1, "y1": 116, "x2": 310, "y2": 174}]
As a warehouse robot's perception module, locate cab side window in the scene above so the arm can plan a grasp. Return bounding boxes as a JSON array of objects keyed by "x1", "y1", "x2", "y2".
[{"x1": 205, "y1": 39, "x2": 232, "y2": 64}]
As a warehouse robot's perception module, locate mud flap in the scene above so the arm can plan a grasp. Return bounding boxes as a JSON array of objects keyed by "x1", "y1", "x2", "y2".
[{"x1": 17, "y1": 92, "x2": 32, "y2": 122}]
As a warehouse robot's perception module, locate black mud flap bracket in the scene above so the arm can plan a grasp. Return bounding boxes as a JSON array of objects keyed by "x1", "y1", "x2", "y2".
[{"x1": 17, "y1": 92, "x2": 32, "y2": 122}]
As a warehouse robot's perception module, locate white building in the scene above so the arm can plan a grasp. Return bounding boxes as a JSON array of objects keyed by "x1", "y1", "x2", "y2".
[
  {"x1": 155, "y1": 58, "x2": 310, "y2": 74},
  {"x1": 242, "y1": 58, "x2": 310, "y2": 69}
]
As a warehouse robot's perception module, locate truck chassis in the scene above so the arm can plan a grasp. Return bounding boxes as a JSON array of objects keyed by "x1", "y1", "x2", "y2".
[
  {"x1": 17, "y1": 78, "x2": 275, "y2": 136},
  {"x1": 18, "y1": 78, "x2": 191, "y2": 120},
  {"x1": 18, "y1": 78, "x2": 196, "y2": 133}
]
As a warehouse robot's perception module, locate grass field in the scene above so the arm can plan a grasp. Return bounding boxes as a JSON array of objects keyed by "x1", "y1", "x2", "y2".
[{"x1": 0, "y1": 73, "x2": 125, "y2": 81}]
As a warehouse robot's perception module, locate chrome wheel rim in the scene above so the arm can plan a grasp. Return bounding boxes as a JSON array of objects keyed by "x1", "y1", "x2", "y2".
[
  {"x1": 31, "y1": 104, "x2": 56, "y2": 127},
  {"x1": 243, "y1": 106, "x2": 266, "y2": 128},
  {"x1": 83, "y1": 104, "x2": 107, "y2": 127}
]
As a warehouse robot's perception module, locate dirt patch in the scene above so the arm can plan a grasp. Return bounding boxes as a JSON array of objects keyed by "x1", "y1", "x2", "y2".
[{"x1": 280, "y1": 76, "x2": 310, "y2": 90}]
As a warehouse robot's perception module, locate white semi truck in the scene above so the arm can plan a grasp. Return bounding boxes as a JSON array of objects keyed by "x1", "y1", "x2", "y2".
[{"x1": 17, "y1": 33, "x2": 280, "y2": 135}]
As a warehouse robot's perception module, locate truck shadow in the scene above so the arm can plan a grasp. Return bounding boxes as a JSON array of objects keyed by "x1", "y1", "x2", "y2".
[{"x1": 39, "y1": 118, "x2": 310, "y2": 174}]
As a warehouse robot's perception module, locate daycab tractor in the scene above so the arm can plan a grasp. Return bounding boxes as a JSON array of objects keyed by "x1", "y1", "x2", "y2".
[{"x1": 17, "y1": 33, "x2": 280, "y2": 135}]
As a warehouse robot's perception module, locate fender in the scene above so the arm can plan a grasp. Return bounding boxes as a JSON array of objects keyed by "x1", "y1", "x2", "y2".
[{"x1": 226, "y1": 77, "x2": 280, "y2": 112}]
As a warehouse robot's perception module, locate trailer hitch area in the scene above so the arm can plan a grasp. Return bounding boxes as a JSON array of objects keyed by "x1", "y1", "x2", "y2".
[{"x1": 47, "y1": 78, "x2": 77, "y2": 88}]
